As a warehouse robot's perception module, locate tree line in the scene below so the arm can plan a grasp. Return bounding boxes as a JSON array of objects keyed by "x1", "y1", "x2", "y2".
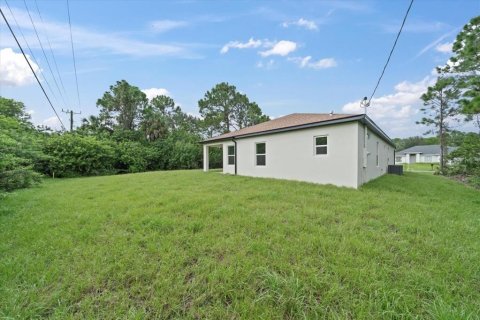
[
  {"x1": 416, "y1": 16, "x2": 480, "y2": 186},
  {"x1": 0, "y1": 82, "x2": 269, "y2": 192}
]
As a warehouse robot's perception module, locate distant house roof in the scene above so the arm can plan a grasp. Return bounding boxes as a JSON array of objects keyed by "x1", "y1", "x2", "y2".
[
  {"x1": 397, "y1": 145, "x2": 457, "y2": 155},
  {"x1": 202, "y1": 113, "x2": 395, "y2": 146}
]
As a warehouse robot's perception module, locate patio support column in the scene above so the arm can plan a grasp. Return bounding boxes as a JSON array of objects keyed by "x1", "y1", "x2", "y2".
[{"x1": 203, "y1": 144, "x2": 209, "y2": 172}]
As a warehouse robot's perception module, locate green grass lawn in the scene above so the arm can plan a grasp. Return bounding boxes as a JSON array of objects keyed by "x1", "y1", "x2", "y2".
[
  {"x1": 1, "y1": 171, "x2": 479, "y2": 319},
  {"x1": 402, "y1": 163, "x2": 438, "y2": 172}
]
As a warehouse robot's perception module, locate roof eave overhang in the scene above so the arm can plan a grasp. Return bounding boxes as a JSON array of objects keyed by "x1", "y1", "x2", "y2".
[
  {"x1": 360, "y1": 115, "x2": 396, "y2": 148},
  {"x1": 201, "y1": 114, "x2": 396, "y2": 148}
]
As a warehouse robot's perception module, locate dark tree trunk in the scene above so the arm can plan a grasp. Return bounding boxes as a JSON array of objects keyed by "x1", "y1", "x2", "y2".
[{"x1": 439, "y1": 90, "x2": 445, "y2": 174}]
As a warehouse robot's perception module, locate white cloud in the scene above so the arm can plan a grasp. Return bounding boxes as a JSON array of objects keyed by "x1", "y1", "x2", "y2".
[
  {"x1": 289, "y1": 56, "x2": 337, "y2": 69},
  {"x1": 416, "y1": 29, "x2": 458, "y2": 58},
  {"x1": 256, "y1": 59, "x2": 275, "y2": 69},
  {"x1": 220, "y1": 38, "x2": 263, "y2": 54},
  {"x1": 259, "y1": 40, "x2": 297, "y2": 57},
  {"x1": 220, "y1": 39, "x2": 297, "y2": 57},
  {"x1": 383, "y1": 21, "x2": 448, "y2": 34},
  {"x1": 341, "y1": 76, "x2": 436, "y2": 136},
  {"x1": 142, "y1": 88, "x2": 171, "y2": 100},
  {"x1": 42, "y1": 116, "x2": 63, "y2": 130},
  {"x1": 435, "y1": 42, "x2": 453, "y2": 53},
  {"x1": 0, "y1": 48, "x2": 39, "y2": 86},
  {"x1": 282, "y1": 18, "x2": 318, "y2": 30},
  {"x1": 0, "y1": 6, "x2": 191, "y2": 58},
  {"x1": 150, "y1": 20, "x2": 188, "y2": 32}
]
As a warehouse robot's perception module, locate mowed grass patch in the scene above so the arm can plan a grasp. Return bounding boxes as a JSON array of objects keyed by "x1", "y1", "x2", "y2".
[
  {"x1": 403, "y1": 163, "x2": 438, "y2": 172},
  {"x1": 0, "y1": 171, "x2": 479, "y2": 319}
]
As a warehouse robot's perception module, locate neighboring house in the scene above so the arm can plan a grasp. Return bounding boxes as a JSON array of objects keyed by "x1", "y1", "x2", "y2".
[
  {"x1": 395, "y1": 145, "x2": 457, "y2": 164},
  {"x1": 201, "y1": 113, "x2": 395, "y2": 188}
]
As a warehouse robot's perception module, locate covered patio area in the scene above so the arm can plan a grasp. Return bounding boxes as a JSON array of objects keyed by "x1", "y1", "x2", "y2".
[{"x1": 202, "y1": 143, "x2": 224, "y2": 172}]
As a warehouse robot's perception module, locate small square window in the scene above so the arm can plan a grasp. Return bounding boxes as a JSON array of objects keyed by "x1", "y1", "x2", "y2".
[
  {"x1": 316, "y1": 136, "x2": 327, "y2": 146},
  {"x1": 314, "y1": 135, "x2": 328, "y2": 155},
  {"x1": 256, "y1": 143, "x2": 266, "y2": 154},
  {"x1": 256, "y1": 155, "x2": 266, "y2": 166},
  {"x1": 316, "y1": 146, "x2": 327, "y2": 155}
]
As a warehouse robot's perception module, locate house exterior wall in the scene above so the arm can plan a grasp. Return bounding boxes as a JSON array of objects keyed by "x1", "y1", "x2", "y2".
[
  {"x1": 395, "y1": 154, "x2": 406, "y2": 164},
  {"x1": 204, "y1": 121, "x2": 394, "y2": 188},
  {"x1": 419, "y1": 154, "x2": 440, "y2": 163},
  {"x1": 394, "y1": 153, "x2": 441, "y2": 164},
  {"x1": 232, "y1": 122, "x2": 360, "y2": 188},
  {"x1": 357, "y1": 123, "x2": 394, "y2": 186},
  {"x1": 223, "y1": 142, "x2": 235, "y2": 174}
]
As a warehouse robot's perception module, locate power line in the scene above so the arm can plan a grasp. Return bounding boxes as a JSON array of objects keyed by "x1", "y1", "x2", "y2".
[
  {"x1": 67, "y1": 0, "x2": 81, "y2": 110},
  {"x1": 23, "y1": 0, "x2": 68, "y2": 110},
  {"x1": 4, "y1": 0, "x2": 60, "y2": 107},
  {"x1": 0, "y1": 6, "x2": 66, "y2": 131},
  {"x1": 33, "y1": 0, "x2": 71, "y2": 106},
  {"x1": 368, "y1": 0, "x2": 414, "y2": 104}
]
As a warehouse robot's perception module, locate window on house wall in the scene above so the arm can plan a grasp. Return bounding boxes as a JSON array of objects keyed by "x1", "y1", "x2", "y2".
[
  {"x1": 314, "y1": 136, "x2": 328, "y2": 155},
  {"x1": 396, "y1": 156, "x2": 402, "y2": 162},
  {"x1": 227, "y1": 145, "x2": 235, "y2": 165},
  {"x1": 376, "y1": 141, "x2": 379, "y2": 166},
  {"x1": 256, "y1": 142, "x2": 266, "y2": 166},
  {"x1": 425, "y1": 155, "x2": 432, "y2": 162}
]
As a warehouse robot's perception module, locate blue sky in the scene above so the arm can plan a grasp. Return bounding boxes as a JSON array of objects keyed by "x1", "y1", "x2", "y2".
[{"x1": 0, "y1": 0, "x2": 478, "y2": 137}]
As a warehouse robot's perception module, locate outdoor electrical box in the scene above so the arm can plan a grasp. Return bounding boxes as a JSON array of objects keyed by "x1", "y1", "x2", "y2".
[{"x1": 388, "y1": 165, "x2": 403, "y2": 175}]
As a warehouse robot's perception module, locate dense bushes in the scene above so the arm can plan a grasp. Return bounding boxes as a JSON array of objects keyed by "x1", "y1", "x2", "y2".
[
  {"x1": 448, "y1": 134, "x2": 480, "y2": 174},
  {"x1": 114, "y1": 141, "x2": 153, "y2": 173},
  {"x1": 40, "y1": 134, "x2": 203, "y2": 177},
  {"x1": 0, "y1": 169, "x2": 42, "y2": 192},
  {"x1": 0, "y1": 93, "x2": 206, "y2": 193},
  {"x1": 150, "y1": 132, "x2": 202, "y2": 170},
  {"x1": 42, "y1": 134, "x2": 116, "y2": 177},
  {"x1": 0, "y1": 111, "x2": 45, "y2": 192},
  {"x1": 447, "y1": 133, "x2": 480, "y2": 187}
]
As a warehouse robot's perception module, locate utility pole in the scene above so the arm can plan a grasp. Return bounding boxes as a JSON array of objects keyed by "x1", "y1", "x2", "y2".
[{"x1": 62, "y1": 109, "x2": 81, "y2": 132}]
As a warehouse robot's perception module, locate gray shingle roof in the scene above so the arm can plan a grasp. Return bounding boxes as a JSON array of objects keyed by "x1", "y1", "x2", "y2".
[{"x1": 397, "y1": 145, "x2": 457, "y2": 155}]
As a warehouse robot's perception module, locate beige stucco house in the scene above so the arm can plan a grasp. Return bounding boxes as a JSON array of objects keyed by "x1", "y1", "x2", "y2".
[{"x1": 201, "y1": 113, "x2": 395, "y2": 188}]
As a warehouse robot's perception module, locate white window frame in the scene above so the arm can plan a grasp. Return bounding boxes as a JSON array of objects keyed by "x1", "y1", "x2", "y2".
[
  {"x1": 255, "y1": 142, "x2": 266, "y2": 166},
  {"x1": 227, "y1": 145, "x2": 235, "y2": 166},
  {"x1": 314, "y1": 135, "x2": 328, "y2": 156}
]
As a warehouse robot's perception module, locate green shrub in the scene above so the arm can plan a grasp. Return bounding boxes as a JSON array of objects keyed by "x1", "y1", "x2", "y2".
[
  {"x1": 468, "y1": 176, "x2": 480, "y2": 188},
  {"x1": 114, "y1": 141, "x2": 152, "y2": 173},
  {"x1": 150, "y1": 132, "x2": 202, "y2": 170},
  {"x1": 0, "y1": 112, "x2": 46, "y2": 192},
  {"x1": 448, "y1": 133, "x2": 480, "y2": 175},
  {"x1": 43, "y1": 134, "x2": 116, "y2": 177},
  {"x1": 0, "y1": 168, "x2": 42, "y2": 191}
]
